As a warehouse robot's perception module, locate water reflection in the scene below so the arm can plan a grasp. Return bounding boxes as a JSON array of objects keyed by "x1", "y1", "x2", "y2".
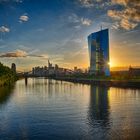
[
  {"x1": 88, "y1": 85, "x2": 110, "y2": 139},
  {"x1": 25, "y1": 77, "x2": 28, "y2": 86},
  {"x1": 48, "y1": 79, "x2": 53, "y2": 97},
  {"x1": 0, "y1": 78, "x2": 139, "y2": 140},
  {"x1": 0, "y1": 86, "x2": 14, "y2": 106}
]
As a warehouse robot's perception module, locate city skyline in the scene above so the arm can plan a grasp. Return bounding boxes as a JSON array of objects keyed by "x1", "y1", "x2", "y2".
[{"x1": 0, "y1": 0, "x2": 140, "y2": 71}]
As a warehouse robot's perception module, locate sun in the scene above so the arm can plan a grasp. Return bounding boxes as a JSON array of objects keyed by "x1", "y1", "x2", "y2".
[{"x1": 108, "y1": 62, "x2": 113, "y2": 67}]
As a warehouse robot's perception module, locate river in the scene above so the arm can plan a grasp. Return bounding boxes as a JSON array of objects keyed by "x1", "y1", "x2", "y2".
[{"x1": 0, "y1": 78, "x2": 140, "y2": 140}]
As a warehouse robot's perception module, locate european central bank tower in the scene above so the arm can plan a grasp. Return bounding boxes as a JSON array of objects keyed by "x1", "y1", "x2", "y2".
[{"x1": 88, "y1": 29, "x2": 110, "y2": 76}]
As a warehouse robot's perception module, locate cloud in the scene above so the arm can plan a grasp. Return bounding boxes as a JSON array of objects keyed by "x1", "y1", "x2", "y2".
[
  {"x1": 111, "y1": 22, "x2": 120, "y2": 29},
  {"x1": 108, "y1": 0, "x2": 140, "y2": 30},
  {"x1": 0, "y1": 49, "x2": 49, "y2": 59},
  {"x1": 120, "y1": 19, "x2": 137, "y2": 30},
  {"x1": 68, "y1": 14, "x2": 92, "y2": 26},
  {"x1": 81, "y1": 18, "x2": 92, "y2": 26},
  {"x1": 28, "y1": 54, "x2": 48, "y2": 58},
  {"x1": 79, "y1": 0, "x2": 94, "y2": 8},
  {"x1": 15, "y1": 0, "x2": 22, "y2": 2},
  {"x1": 0, "y1": 26, "x2": 10, "y2": 33},
  {"x1": 108, "y1": 8, "x2": 140, "y2": 22},
  {"x1": 0, "y1": 0, "x2": 23, "y2": 3},
  {"x1": 78, "y1": 0, "x2": 105, "y2": 8},
  {"x1": 19, "y1": 14, "x2": 29, "y2": 22},
  {"x1": 38, "y1": 54, "x2": 48, "y2": 59},
  {"x1": 111, "y1": 0, "x2": 140, "y2": 6},
  {"x1": 68, "y1": 14, "x2": 80, "y2": 23},
  {"x1": 0, "y1": 50, "x2": 27, "y2": 57}
]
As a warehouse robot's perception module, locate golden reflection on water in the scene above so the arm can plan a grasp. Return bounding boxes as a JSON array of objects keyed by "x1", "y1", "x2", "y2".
[
  {"x1": 108, "y1": 87, "x2": 140, "y2": 139},
  {"x1": 0, "y1": 78, "x2": 140, "y2": 139},
  {"x1": 14, "y1": 78, "x2": 90, "y2": 108}
]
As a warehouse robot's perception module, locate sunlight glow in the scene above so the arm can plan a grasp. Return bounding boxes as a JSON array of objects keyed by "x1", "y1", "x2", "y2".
[{"x1": 108, "y1": 62, "x2": 112, "y2": 67}]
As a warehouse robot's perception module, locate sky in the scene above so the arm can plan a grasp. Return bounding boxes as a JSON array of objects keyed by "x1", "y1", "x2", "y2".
[{"x1": 0, "y1": 0, "x2": 140, "y2": 71}]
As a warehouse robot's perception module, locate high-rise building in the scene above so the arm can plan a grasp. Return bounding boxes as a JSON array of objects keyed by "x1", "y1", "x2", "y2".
[
  {"x1": 11, "y1": 63, "x2": 16, "y2": 73},
  {"x1": 88, "y1": 29, "x2": 110, "y2": 76}
]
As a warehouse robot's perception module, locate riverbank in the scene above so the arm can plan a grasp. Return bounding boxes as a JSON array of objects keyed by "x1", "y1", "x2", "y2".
[
  {"x1": 0, "y1": 76, "x2": 16, "y2": 87},
  {"x1": 53, "y1": 77, "x2": 140, "y2": 88}
]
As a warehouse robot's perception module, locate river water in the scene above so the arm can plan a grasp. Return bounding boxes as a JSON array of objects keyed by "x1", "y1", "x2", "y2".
[{"x1": 0, "y1": 78, "x2": 140, "y2": 140}]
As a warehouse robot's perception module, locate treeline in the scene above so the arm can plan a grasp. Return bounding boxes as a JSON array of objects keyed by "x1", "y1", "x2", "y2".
[{"x1": 0, "y1": 63, "x2": 17, "y2": 86}]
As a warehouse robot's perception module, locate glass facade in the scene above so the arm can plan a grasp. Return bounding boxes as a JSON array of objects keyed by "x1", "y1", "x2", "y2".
[{"x1": 88, "y1": 29, "x2": 110, "y2": 76}]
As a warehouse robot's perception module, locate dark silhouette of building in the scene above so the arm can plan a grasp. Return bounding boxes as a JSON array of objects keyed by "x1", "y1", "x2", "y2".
[
  {"x1": 129, "y1": 66, "x2": 140, "y2": 76},
  {"x1": 11, "y1": 63, "x2": 16, "y2": 73},
  {"x1": 32, "y1": 60, "x2": 75, "y2": 77}
]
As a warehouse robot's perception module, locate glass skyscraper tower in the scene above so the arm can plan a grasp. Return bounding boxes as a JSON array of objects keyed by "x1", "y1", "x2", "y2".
[{"x1": 88, "y1": 29, "x2": 110, "y2": 76}]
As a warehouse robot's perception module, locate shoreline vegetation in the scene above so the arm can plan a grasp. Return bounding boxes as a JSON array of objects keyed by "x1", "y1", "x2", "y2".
[{"x1": 0, "y1": 63, "x2": 17, "y2": 87}]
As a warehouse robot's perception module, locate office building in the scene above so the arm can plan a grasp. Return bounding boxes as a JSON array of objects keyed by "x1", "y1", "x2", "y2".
[{"x1": 88, "y1": 29, "x2": 110, "y2": 76}]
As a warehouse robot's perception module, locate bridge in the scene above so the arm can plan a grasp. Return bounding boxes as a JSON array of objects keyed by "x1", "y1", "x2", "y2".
[
  {"x1": 16, "y1": 69, "x2": 75, "y2": 78},
  {"x1": 16, "y1": 70, "x2": 32, "y2": 77}
]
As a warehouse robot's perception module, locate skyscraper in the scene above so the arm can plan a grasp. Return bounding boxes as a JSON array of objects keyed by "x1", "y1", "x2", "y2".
[{"x1": 88, "y1": 29, "x2": 110, "y2": 76}]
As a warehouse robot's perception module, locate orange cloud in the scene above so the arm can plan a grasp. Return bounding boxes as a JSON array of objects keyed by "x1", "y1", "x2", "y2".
[
  {"x1": 108, "y1": 0, "x2": 140, "y2": 30},
  {"x1": 0, "y1": 50, "x2": 46, "y2": 58},
  {"x1": 0, "y1": 50, "x2": 27, "y2": 57}
]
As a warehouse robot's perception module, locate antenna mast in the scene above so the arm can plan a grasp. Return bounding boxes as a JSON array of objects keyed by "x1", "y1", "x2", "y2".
[{"x1": 101, "y1": 25, "x2": 102, "y2": 31}]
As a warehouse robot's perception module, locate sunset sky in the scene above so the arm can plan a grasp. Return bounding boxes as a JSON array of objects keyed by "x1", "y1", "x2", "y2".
[{"x1": 0, "y1": 0, "x2": 140, "y2": 71}]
